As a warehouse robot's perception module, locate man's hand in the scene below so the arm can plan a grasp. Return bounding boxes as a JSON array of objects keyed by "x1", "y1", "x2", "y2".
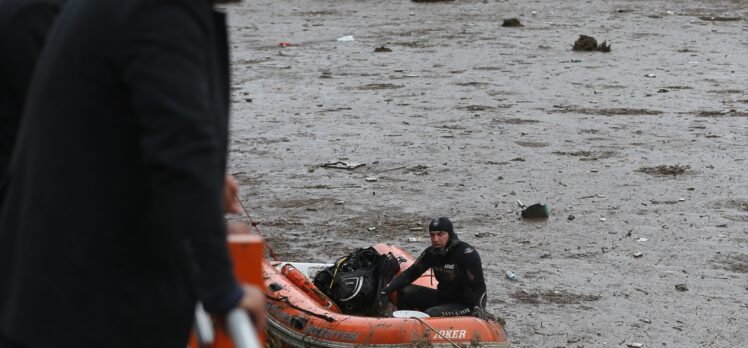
[
  {"x1": 223, "y1": 175, "x2": 242, "y2": 214},
  {"x1": 226, "y1": 221, "x2": 251, "y2": 235},
  {"x1": 239, "y1": 284, "x2": 266, "y2": 333}
]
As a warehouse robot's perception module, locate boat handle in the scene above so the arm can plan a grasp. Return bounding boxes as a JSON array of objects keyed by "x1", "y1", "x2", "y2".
[
  {"x1": 227, "y1": 307, "x2": 262, "y2": 348},
  {"x1": 194, "y1": 303, "x2": 262, "y2": 348},
  {"x1": 194, "y1": 303, "x2": 214, "y2": 346}
]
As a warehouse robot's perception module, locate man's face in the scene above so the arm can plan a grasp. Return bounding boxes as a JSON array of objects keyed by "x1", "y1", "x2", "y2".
[{"x1": 429, "y1": 230, "x2": 449, "y2": 249}]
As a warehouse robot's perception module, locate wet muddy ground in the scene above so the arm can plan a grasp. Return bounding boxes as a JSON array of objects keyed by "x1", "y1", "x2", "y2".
[{"x1": 223, "y1": 0, "x2": 747, "y2": 346}]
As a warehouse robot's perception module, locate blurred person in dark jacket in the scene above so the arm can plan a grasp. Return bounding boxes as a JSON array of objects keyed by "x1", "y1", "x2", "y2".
[
  {"x1": 0, "y1": 0, "x2": 264, "y2": 347},
  {"x1": 0, "y1": 0, "x2": 65, "y2": 205}
]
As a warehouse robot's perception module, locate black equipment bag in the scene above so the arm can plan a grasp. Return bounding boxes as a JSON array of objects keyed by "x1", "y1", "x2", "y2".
[{"x1": 313, "y1": 247, "x2": 400, "y2": 316}]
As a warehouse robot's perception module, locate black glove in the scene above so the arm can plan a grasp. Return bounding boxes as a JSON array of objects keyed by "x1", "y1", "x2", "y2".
[
  {"x1": 471, "y1": 306, "x2": 490, "y2": 320},
  {"x1": 471, "y1": 306, "x2": 506, "y2": 326}
]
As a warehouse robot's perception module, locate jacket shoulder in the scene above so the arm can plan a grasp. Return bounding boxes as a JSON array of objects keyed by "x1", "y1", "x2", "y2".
[{"x1": 455, "y1": 241, "x2": 480, "y2": 259}]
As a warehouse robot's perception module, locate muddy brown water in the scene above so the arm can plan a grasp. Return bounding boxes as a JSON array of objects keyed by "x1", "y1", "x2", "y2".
[{"x1": 223, "y1": 0, "x2": 747, "y2": 346}]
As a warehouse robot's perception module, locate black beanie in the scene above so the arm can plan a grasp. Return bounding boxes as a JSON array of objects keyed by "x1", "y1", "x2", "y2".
[{"x1": 429, "y1": 217, "x2": 455, "y2": 239}]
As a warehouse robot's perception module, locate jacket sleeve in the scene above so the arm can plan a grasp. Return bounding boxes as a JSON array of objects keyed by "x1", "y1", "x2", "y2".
[
  {"x1": 2, "y1": 2, "x2": 61, "y2": 105},
  {"x1": 464, "y1": 248, "x2": 487, "y2": 308},
  {"x1": 382, "y1": 249, "x2": 432, "y2": 294},
  {"x1": 120, "y1": 2, "x2": 241, "y2": 314}
]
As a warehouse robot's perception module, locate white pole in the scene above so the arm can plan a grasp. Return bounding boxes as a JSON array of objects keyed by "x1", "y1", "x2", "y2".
[
  {"x1": 194, "y1": 303, "x2": 214, "y2": 346},
  {"x1": 226, "y1": 308, "x2": 262, "y2": 348}
]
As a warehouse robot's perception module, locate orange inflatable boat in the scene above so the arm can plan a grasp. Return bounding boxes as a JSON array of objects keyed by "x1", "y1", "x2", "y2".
[{"x1": 263, "y1": 243, "x2": 510, "y2": 347}]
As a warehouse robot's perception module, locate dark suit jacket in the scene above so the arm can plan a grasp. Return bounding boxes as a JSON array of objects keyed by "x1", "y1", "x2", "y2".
[
  {"x1": 0, "y1": 0, "x2": 65, "y2": 191},
  {"x1": 0, "y1": 0, "x2": 241, "y2": 346}
]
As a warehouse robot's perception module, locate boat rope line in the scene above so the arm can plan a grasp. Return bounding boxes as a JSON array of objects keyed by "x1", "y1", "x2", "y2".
[
  {"x1": 266, "y1": 294, "x2": 336, "y2": 322},
  {"x1": 411, "y1": 317, "x2": 462, "y2": 348},
  {"x1": 236, "y1": 194, "x2": 280, "y2": 261}
]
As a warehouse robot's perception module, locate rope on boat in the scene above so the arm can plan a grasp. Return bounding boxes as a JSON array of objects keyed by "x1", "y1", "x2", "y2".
[
  {"x1": 412, "y1": 317, "x2": 462, "y2": 348},
  {"x1": 236, "y1": 194, "x2": 280, "y2": 261},
  {"x1": 266, "y1": 294, "x2": 336, "y2": 322}
]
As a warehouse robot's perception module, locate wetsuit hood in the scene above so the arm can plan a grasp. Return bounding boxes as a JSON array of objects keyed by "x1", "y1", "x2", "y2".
[{"x1": 429, "y1": 217, "x2": 459, "y2": 254}]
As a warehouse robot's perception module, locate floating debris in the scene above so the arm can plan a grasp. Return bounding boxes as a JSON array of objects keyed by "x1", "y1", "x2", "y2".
[
  {"x1": 520, "y1": 203, "x2": 549, "y2": 219},
  {"x1": 511, "y1": 289, "x2": 601, "y2": 304},
  {"x1": 637, "y1": 164, "x2": 690, "y2": 176},
  {"x1": 501, "y1": 18, "x2": 523, "y2": 27},
  {"x1": 475, "y1": 232, "x2": 497, "y2": 238},
  {"x1": 675, "y1": 284, "x2": 689, "y2": 291},
  {"x1": 572, "y1": 35, "x2": 611, "y2": 52},
  {"x1": 698, "y1": 16, "x2": 742, "y2": 21},
  {"x1": 374, "y1": 46, "x2": 392, "y2": 52},
  {"x1": 404, "y1": 165, "x2": 429, "y2": 176},
  {"x1": 321, "y1": 161, "x2": 365, "y2": 170}
]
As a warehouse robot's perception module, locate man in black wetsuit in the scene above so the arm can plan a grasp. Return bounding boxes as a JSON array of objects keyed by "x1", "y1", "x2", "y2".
[{"x1": 381, "y1": 217, "x2": 490, "y2": 318}]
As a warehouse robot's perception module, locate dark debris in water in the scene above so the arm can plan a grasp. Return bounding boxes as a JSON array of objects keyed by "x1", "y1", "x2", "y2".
[
  {"x1": 502, "y1": 18, "x2": 523, "y2": 27},
  {"x1": 572, "y1": 35, "x2": 611, "y2": 52},
  {"x1": 511, "y1": 289, "x2": 601, "y2": 304},
  {"x1": 404, "y1": 165, "x2": 429, "y2": 176},
  {"x1": 492, "y1": 117, "x2": 539, "y2": 124},
  {"x1": 455, "y1": 81, "x2": 491, "y2": 87},
  {"x1": 553, "y1": 150, "x2": 617, "y2": 161},
  {"x1": 636, "y1": 164, "x2": 690, "y2": 176},
  {"x1": 695, "y1": 110, "x2": 748, "y2": 117},
  {"x1": 374, "y1": 46, "x2": 392, "y2": 53},
  {"x1": 698, "y1": 16, "x2": 742, "y2": 21},
  {"x1": 457, "y1": 104, "x2": 496, "y2": 112},
  {"x1": 357, "y1": 83, "x2": 403, "y2": 90},
  {"x1": 553, "y1": 106, "x2": 662, "y2": 116},
  {"x1": 719, "y1": 199, "x2": 748, "y2": 212},
  {"x1": 515, "y1": 141, "x2": 549, "y2": 148},
  {"x1": 712, "y1": 253, "x2": 748, "y2": 273}
]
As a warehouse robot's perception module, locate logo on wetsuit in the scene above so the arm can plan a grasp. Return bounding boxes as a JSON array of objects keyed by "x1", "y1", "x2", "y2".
[{"x1": 433, "y1": 263, "x2": 455, "y2": 273}]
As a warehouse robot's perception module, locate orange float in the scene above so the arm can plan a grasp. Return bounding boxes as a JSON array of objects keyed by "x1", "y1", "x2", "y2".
[{"x1": 263, "y1": 243, "x2": 510, "y2": 347}]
